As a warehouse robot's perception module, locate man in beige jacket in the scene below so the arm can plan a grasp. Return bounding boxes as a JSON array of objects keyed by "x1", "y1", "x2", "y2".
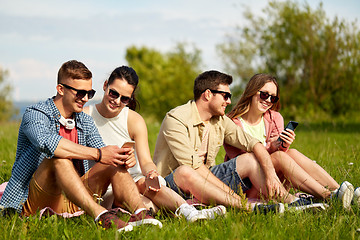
[{"x1": 154, "y1": 70, "x2": 322, "y2": 213}]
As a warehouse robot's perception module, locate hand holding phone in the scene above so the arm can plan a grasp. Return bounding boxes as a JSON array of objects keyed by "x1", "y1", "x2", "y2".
[
  {"x1": 277, "y1": 121, "x2": 298, "y2": 142},
  {"x1": 121, "y1": 141, "x2": 135, "y2": 155},
  {"x1": 122, "y1": 141, "x2": 135, "y2": 148},
  {"x1": 118, "y1": 141, "x2": 135, "y2": 166},
  {"x1": 145, "y1": 175, "x2": 161, "y2": 192}
]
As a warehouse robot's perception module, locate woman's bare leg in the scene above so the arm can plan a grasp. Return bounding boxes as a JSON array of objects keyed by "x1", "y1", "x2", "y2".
[
  {"x1": 271, "y1": 151, "x2": 332, "y2": 199},
  {"x1": 287, "y1": 149, "x2": 339, "y2": 190}
]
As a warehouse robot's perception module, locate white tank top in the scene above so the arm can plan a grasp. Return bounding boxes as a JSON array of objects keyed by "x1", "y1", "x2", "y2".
[{"x1": 88, "y1": 105, "x2": 143, "y2": 182}]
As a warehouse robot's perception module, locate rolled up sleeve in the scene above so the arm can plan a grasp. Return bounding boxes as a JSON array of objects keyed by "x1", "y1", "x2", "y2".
[{"x1": 223, "y1": 116, "x2": 260, "y2": 152}]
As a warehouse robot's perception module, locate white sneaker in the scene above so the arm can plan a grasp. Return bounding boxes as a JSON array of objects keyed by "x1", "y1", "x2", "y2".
[
  {"x1": 331, "y1": 181, "x2": 354, "y2": 209},
  {"x1": 199, "y1": 205, "x2": 227, "y2": 219},
  {"x1": 352, "y1": 187, "x2": 360, "y2": 206},
  {"x1": 175, "y1": 204, "x2": 207, "y2": 222}
]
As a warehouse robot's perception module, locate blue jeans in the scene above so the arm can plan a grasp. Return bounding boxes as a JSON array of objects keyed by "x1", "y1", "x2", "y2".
[{"x1": 165, "y1": 158, "x2": 252, "y2": 199}]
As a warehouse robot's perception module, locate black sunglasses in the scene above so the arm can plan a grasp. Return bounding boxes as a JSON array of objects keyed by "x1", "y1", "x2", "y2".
[
  {"x1": 108, "y1": 89, "x2": 132, "y2": 105},
  {"x1": 209, "y1": 89, "x2": 232, "y2": 101},
  {"x1": 61, "y1": 84, "x2": 96, "y2": 100},
  {"x1": 259, "y1": 91, "x2": 279, "y2": 103}
]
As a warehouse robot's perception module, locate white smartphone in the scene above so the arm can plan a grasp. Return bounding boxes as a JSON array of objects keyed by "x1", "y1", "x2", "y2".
[
  {"x1": 122, "y1": 141, "x2": 135, "y2": 148},
  {"x1": 146, "y1": 176, "x2": 161, "y2": 191}
]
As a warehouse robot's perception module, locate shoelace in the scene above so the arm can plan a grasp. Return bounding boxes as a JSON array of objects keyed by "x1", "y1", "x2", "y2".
[
  {"x1": 175, "y1": 204, "x2": 195, "y2": 218},
  {"x1": 298, "y1": 193, "x2": 314, "y2": 202}
]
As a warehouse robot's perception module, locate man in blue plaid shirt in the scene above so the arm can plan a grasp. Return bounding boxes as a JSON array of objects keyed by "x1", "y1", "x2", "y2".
[{"x1": 0, "y1": 60, "x2": 161, "y2": 232}]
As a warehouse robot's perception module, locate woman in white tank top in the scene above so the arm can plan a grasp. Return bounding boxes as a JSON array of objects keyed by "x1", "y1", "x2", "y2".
[{"x1": 84, "y1": 66, "x2": 225, "y2": 222}]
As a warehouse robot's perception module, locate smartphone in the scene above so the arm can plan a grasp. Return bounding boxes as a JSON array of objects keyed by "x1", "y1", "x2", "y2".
[
  {"x1": 146, "y1": 176, "x2": 161, "y2": 191},
  {"x1": 120, "y1": 141, "x2": 135, "y2": 158},
  {"x1": 277, "y1": 121, "x2": 299, "y2": 142},
  {"x1": 122, "y1": 141, "x2": 135, "y2": 148}
]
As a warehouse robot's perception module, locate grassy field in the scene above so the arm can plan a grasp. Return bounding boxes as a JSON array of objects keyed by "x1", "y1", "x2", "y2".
[{"x1": 1, "y1": 120, "x2": 360, "y2": 239}]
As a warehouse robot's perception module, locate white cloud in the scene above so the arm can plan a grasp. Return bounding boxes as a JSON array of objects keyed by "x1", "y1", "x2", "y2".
[{"x1": 5, "y1": 59, "x2": 57, "y2": 101}]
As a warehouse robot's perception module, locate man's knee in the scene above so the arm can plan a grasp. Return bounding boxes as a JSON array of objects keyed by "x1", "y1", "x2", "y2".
[
  {"x1": 88, "y1": 162, "x2": 127, "y2": 179},
  {"x1": 52, "y1": 157, "x2": 74, "y2": 170},
  {"x1": 34, "y1": 158, "x2": 63, "y2": 181},
  {"x1": 236, "y1": 153, "x2": 259, "y2": 173},
  {"x1": 33, "y1": 158, "x2": 68, "y2": 195},
  {"x1": 173, "y1": 165, "x2": 195, "y2": 186}
]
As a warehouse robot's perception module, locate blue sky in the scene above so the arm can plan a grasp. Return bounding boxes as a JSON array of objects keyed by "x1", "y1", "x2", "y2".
[{"x1": 1, "y1": 0, "x2": 359, "y2": 101}]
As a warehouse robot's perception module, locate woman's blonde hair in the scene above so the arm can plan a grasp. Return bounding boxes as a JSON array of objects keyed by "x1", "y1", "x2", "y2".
[{"x1": 227, "y1": 73, "x2": 280, "y2": 119}]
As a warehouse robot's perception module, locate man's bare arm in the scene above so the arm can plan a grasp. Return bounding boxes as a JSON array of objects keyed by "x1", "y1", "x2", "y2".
[{"x1": 54, "y1": 138, "x2": 131, "y2": 167}]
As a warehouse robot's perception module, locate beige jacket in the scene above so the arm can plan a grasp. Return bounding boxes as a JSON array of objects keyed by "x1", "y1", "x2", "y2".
[{"x1": 153, "y1": 101, "x2": 260, "y2": 177}]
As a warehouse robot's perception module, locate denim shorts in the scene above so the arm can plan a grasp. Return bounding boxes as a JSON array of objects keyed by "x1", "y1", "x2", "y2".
[{"x1": 164, "y1": 158, "x2": 252, "y2": 199}]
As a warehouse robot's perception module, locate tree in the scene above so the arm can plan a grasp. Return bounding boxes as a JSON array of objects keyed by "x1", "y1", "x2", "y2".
[
  {"x1": 0, "y1": 67, "x2": 17, "y2": 122},
  {"x1": 126, "y1": 43, "x2": 202, "y2": 122},
  {"x1": 218, "y1": 0, "x2": 360, "y2": 120}
]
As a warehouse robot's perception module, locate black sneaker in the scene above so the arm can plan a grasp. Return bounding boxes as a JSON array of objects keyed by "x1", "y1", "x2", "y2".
[
  {"x1": 297, "y1": 193, "x2": 315, "y2": 202},
  {"x1": 253, "y1": 203, "x2": 285, "y2": 214},
  {"x1": 288, "y1": 197, "x2": 328, "y2": 211}
]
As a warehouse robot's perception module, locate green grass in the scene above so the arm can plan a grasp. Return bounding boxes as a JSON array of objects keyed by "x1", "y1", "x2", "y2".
[{"x1": 1, "y1": 120, "x2": 360, "y2": 239}]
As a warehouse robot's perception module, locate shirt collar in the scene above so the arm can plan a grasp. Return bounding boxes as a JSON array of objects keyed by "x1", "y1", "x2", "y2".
[
  {"x1": 191, "y1": 100, "x2": 203, "y2": 127},
  {"x1": 191, "y1": 100, "x2": 220, "y2": 127}
]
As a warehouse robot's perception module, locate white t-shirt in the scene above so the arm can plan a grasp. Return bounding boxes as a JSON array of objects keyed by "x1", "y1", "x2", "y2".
[{"x1": 88, "y1": 105, "x2": 144, "y2": 182}]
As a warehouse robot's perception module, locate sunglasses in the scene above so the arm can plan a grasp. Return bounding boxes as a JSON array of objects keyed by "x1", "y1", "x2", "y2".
[
  {"x1": 209, "y1": 89, "x2": 232, "y2": 101},
  {"x1": 61, "y1": 84, "x2": 96, "y2": 100},
  {"x1": 259, "y1": 91, "x2": 279, "y2": 103},
  {"x1": 108, "y1": 89, "x2": 132, "y2": 105}
]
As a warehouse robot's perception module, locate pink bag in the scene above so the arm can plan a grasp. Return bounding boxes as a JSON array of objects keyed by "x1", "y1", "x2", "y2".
[{"x1": 0, "y1": 182, "x2": 8, "y2": 202}]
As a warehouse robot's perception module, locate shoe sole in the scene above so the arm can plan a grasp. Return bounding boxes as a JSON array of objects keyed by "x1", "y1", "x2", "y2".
[
  {"x1": 188, "y1": 214, "x2": 208, "y2": 223},
  {"x1": 289, "y1": 203, "x2": 328, "y2": 212},
  {"x1": 353, "y1": 188, "x2": 360, "y2": 206},
  {"x1": 117, "y1": 225, "x2": 134, "y2": 233},
  {"x1": 339, "y1": 182, "x2": 354, "y2": 210},
  {"x1": 128, "y1": 219, "x2": 163, "y2": 228}
]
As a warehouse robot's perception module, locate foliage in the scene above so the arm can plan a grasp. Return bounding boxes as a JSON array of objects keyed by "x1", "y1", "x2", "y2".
[
  {"x1": 0, "y1": 67, "x2": 17, "y2": 122},
  {"x1": 0, "y1": 122, "x2": 19, "y2": 182},
  {"x1": 125, "y1": 43, "x2": 202, "y2": 122},
  {"x1": 218, "y1": 0, "x2": 360, "y2": 120}
]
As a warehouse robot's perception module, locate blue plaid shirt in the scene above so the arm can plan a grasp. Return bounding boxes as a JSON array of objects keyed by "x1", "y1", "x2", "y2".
[{"x1": 0, "y1": 97, "x2": 105, "y2": 213}]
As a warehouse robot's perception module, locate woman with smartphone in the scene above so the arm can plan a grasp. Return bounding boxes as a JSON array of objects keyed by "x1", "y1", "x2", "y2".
[
  {"x1": 84, "y1": 66, "x2": 225, "y2": 222},
  {"x1": 224, "y1": 73, "x2": 357, "y2": 209}
]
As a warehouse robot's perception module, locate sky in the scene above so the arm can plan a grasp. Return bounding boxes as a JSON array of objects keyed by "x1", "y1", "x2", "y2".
[{"x1": 1, "y1": 0, "x2": 359, "y2": 102}]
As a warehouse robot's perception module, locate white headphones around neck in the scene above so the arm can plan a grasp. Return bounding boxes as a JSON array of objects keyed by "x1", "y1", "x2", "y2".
[{"x1": 59, "y1": 115, "x2": 75, "y2": 130}]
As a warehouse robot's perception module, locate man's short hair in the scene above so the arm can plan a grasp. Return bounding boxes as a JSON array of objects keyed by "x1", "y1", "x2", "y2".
[
  {"x1": 57, "y1": 60, "x2": 92, "y2": 84},
  {"x1": 193, "y1": 70, "x2": 233, "y2": 100}
]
